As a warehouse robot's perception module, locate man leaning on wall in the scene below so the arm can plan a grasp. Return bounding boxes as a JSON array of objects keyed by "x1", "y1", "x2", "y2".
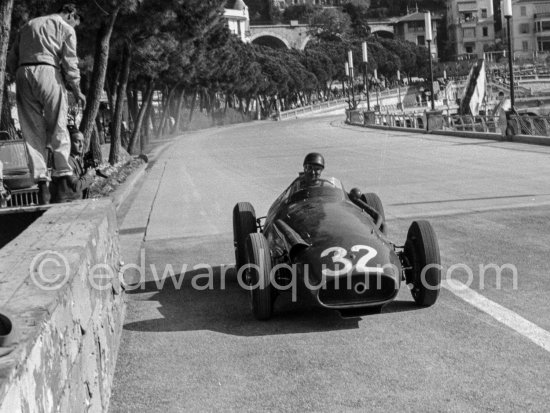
[{"x1": 6, "y1": 3, "x2": 86, "y2": 196}]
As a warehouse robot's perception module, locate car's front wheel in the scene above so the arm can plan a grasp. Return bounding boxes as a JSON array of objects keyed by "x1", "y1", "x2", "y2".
[
  {"x1": 404, "y1": 220, "x2": 441, "y2": 307},
  {"x1": 233, "y1": 202, "x2": 256, "y2": 274},
  {"x1": 245, "y1": 233, "x2": 273, "y2": 320}
]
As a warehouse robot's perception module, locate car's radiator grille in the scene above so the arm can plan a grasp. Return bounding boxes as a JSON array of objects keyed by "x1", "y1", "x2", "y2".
[
  {"x1": 5, "y1": 188, "x2": 39, "y2": 208},
  {"x1": 318, "y1": 274, "x2": 397, "y2": 307}
]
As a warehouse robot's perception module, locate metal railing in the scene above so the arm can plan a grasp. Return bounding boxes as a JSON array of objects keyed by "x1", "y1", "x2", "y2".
[
  {"x1": 349, "y1": 108, "x2": 550, "y2": 139},
  {"x1": 372, "y1": 112, "x2": 426, "y2": 130},
  {"x1": 278, "y1": 98, "x2": 348, "y2": 120},
  {"x1": 443, "y1": 114, "x2": 500, "y2": 133},
  {"x1": 508, "y1": 114, "x2": 550, "y2": 136}
]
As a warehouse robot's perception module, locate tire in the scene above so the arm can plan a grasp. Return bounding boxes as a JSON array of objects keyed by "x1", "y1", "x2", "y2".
[
  {"x1": 245, "y1": 233, "x2": 273, "y2": 320},
  {"x1": 233, "y1": 202, "x2": 256, "y2": 272},
  {"x1": 361, "y1": 192, "x2": 387, "y2": 234},
  {"x1": 404, "y1": 220, "x2": 441, "y2": 307}
]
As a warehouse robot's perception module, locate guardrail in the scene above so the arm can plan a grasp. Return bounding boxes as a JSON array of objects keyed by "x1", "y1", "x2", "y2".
[
  {"x1": 508, "y1": 113, "x2": 550, "y2": 136},
  {"x1": 347, "y1": 107, "x2": 550, "y2": 141},
  {"x1": 278, "y1": 98, "x2": 348, "y2": 120}
]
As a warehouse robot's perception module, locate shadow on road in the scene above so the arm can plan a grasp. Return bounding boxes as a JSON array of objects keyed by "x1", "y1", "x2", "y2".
[{"x1": 123, "y1": 266, "x2": 419, "y2": 336}]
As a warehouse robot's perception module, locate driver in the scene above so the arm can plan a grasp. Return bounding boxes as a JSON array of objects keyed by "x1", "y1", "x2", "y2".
[{"x1": 302, "y1": 152, "x2": 324, "y2": 185}]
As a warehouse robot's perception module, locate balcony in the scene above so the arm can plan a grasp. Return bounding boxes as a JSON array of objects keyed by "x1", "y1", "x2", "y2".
[
  {"x1": 459, "y1": 16, "x2": 478, "y2": 27},
  {"x1": 535, "y1": 19, "x2": 550, "y2": 33}
]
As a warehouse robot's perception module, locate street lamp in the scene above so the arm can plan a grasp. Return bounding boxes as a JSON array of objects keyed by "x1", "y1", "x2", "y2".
[
  {"x1": 344, "y1": 61, "x2": 350, "y2": 107},
  {"x1": 348, "y1": 50, "x2": 356, "y2": 108},
  {"x1": 503, "y1": 0, "x2": 515, "y2": 109},
  {"x1": 425, "y1": 12, "x2": 435, "y2": 110},
  {"x1": 362, "y1": 41, "x2": 370, "y2": 111},
  {"x1": 374, "y1": 68, "x2": 379, "y2": 109},
  {"x1": 397, "y1": 69, "x2": 402, "y2": 110}
]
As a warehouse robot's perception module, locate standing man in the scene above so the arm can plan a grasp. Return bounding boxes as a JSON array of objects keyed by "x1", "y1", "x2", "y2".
[{"x1": 6, "y1": 3, "x2": 86, "y2": 183}]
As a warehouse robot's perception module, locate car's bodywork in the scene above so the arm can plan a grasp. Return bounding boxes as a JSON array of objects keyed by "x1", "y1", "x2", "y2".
[{"x1": 233, "y1": 175, "x2": 441, "y2": 320}]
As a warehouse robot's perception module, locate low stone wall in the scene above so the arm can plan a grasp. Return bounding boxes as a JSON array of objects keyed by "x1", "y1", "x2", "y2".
[{"x1": 0, "y1": 199, "x2": 124, "y2": 412}]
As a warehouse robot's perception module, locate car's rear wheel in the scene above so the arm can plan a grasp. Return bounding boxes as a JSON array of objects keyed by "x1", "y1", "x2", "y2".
[
  {"x1": 246, "y1": 233, "x2": 273, "y2": 320},
  {"x1": 361, "y1": 192, "x2": 387, "y2": 234},
  {"x1": 233, "y1": 202, "x2": 256, "y2": 273},
  {"x1": 404, "y1": 220, "x2": 441, "y2": 307}
]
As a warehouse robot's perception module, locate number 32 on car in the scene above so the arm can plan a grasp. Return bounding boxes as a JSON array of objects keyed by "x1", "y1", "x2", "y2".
[{"x1": 320, "y1": 245, "x2": 384, "y2": 276}]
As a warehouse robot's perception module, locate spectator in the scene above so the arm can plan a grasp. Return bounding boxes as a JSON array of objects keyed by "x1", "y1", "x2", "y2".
[
  {"x1": 50, "y1": 128, "x2": 95, "y2": 203},
  {"x1": 7, "y1": 3, "x2": 86, "y2": 184}
]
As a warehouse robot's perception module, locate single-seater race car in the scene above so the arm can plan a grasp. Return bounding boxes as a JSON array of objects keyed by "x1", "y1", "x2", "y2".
[{"x1": 233, "y1": 176, "x2": 441, "y2": 320}]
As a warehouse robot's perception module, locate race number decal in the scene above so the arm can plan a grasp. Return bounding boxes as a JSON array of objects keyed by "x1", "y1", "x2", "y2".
[
  {"x1": 320, "y1": 245, "x2": 383, "y2": 276},
  {"x1": 320, "y1": 247, "x2": 353, "y2": 276}
]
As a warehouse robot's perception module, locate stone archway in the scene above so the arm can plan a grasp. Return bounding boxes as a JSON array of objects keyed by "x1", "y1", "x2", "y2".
[
  {"x1": 371, "y1": 29, "x2": 394, "y2": 39},
  {"x1": 250, "y1": 34, "x2": 289, "y2": 49}
]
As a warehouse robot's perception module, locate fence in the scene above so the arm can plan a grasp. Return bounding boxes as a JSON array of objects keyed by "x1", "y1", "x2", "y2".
[
  {"x1": 507, "y1": 114, "x2": 550, "y2": 136},
  {"x1": 278, "y1": 98, "x2": 348, "y2": 120},
  {"x1": 348, "y1": 108, "x2": 550, "y2": 140}
]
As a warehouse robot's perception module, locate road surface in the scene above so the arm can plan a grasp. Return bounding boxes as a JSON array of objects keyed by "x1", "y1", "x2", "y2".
[{"x1": 110, "y1": 114, "x2": 550, "y2": 412}]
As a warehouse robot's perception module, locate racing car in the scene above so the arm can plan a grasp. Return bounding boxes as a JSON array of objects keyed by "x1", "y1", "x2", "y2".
[{"x1": 233, "y1": 175, "x2": 441, "y2": 320}]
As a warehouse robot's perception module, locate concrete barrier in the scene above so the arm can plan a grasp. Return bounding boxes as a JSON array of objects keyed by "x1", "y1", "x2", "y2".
[{"x1": 0, "y1": 199, "x2": 124, "y2": 412}]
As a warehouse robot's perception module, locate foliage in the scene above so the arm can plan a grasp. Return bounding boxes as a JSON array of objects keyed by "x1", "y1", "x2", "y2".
[
  {"x1": 282, "y1": 5, "x2": 315, "y2": 24},
  {"x1": 308, "y1": 7, "x2": 352, "y2": 42},
  {"x1": 3, "y1": 0, "x2": 435, "y2": 154}
]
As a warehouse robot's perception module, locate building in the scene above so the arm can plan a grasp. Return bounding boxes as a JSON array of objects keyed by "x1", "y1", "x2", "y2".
[
  {"x1": 502, "y1": 0, "x2": 550, "y2": 57},
  {"x1": 394, "y1": 10, "x2": 440, "y2": 59},
  {"x1": 224, "y1": 0, "x2": 251, "y2": 42},
  {"x1": 272, "y1": 0, "x2": 356, "y2": 8},
  {"x1": 446, "y1": 0, "x2": 496, "y2": 59}
]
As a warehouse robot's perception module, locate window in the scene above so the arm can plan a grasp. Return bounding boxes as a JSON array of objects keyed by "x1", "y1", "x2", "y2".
[
  {"x1": 417, "y1": 35, "x2": 425, "y2": 46},
  {"x1": 523, "y1": 41, "x2": 529, "y2": 51},
  {"x1": 543, "y1": 21, "x2": 550, "y2": 31},
  {"x1": 483, "y1": 27, "x2": 488, "y2": 36},
  {"x1": 465, "y1": 44, "x2": 474, "y2": 53},
  {"x1": 481, "y1": 8, "x2": 487, "y2": 18},
  {"x1": 539, "y1": 40, "x2": 550, "y2": 51},
  {"x1": 408, "y1": 21, "x2": 423, "y2": 32},
  {"x1": 520, "y1": 6, "x2": 526, "y2": 16},
  {"x1": 520, "y1": 23, "x2": 530, "y2": 34}
]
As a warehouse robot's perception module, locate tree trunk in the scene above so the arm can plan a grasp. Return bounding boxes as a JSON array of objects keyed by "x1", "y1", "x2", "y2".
[
  {"x1": 173, "y1": 87, "x2": 185, "y2": 133},
  {"x1": 188, "y1": 90, "x2": 197, "y2": 123},
  {"x1": 156, "y1": 85, "x2": 176, "y2": 138},
  {"x1": 142, "y1": 93, "x2": 154, "y2": 152},
  {"x1": 96, "y1": 116, "x2": 105, "y2": 145},
  {"x1": 0, "y1": 86, "x2": 16, "y2": 137},
  {"x1": 127, "y1": 86, "x2": 138, "y2": 126},
  {"x1": 90, "y1": 122, "x2": 102, "y2": 164},
  {"x1": 109, "y1": 41, "x2": 130, "y2": 165},
  {"x1": 143, "y1": 94, "x2": 153, "y2": 145},
  {"x1": 80, "y1": 6, "x2": 120, "y2": 160},
  {"x1": 127, "y1": 79, "x2": 154, "y2": 155},
  {"x1": 0, "y1": 0, "x2": 14, "y2": 127}
]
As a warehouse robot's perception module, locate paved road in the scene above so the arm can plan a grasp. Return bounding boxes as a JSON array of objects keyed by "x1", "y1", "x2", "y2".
[{"x1": 110, "y1": 115, "x2": 550, "y2": 412}]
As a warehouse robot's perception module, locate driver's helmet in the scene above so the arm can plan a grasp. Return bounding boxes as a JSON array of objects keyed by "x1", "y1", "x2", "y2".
[{"x1": 303, "y1": 152, "x2": 325, "y2": 169}]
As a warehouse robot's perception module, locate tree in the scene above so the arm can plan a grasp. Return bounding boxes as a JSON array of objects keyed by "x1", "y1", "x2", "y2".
[
  {"x1": 282, "y1": 4, "x2": 315, "y2": 24},
  {"x1": 308, "y1": 8, "x2": 352, "y2": 42},
  {"x1": 342, "y1": 2, "x2": 370, "y2": 38},
  {"x1": 0, "y1": 0, "x2": 14, "y2": 130}
]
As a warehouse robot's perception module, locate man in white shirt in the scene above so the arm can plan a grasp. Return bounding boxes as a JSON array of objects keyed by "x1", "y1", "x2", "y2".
[{"x1": 7, "y1": 3, "x2": 86, "y2": 182}]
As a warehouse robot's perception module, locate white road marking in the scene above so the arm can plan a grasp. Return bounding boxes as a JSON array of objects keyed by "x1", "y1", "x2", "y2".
[{"x1": 443, "y1": 279, "x2": 550, "y2": 353}]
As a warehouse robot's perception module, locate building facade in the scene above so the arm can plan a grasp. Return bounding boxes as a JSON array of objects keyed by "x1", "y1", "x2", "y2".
[
  {"x1": 446, "y1": 0, "x2": 496, "y2": 59},
  {"x1": 272, "y1": 0, "x2": 355, "y2": 8},
  {"x1": 394, "y1": 11, "x2": 440, "y2": 58},
  {"x1": 224, "y1": 0, "x2": 251, "y2": 42},
  {"x1": 502, "y1": 0, "x2": 550, "y2": 58}
]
